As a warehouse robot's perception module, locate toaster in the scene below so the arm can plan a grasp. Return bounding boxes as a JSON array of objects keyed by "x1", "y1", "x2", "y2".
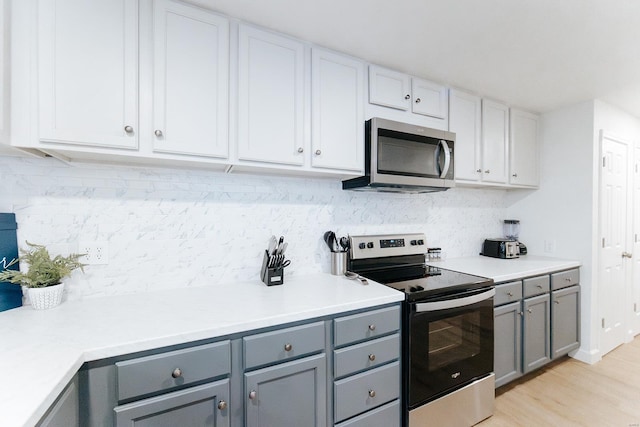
[{"x1": 481, "y1": 238, "x2": 519, "y2": 259}]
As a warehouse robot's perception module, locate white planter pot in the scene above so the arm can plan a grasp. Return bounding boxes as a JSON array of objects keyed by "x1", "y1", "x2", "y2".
[{"x1": 27, "y1": 283, "x2": 64, "y2": 310}]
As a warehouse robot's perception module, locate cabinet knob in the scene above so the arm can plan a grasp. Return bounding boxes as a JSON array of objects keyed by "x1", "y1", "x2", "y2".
[
  {"x1": 507, "y1": 292, "x2": 513, "y2": 297},
  {"x1": 519, "y1": 311, "x2": 524, "y2": 316},
  {"x1": 512, "y1": 173, "x2": 518, "y2": 177},
  {"x1": 484, "y1": 169, "x2": 491, "y2": 174},
  {"x1": 368, "y1": 354, "x2": 376, "y2": 362},
  {"x1": 124, "y1": 125, "x2": 134, "y2": 134},
  {"x1": 554, "y1": 300, "x2": 560, "y2": 305},
  {"x1": 368, "y1": 389, "x2": 376, "y2": 398},
  {"x1": 476, "y1": 169, "x2": 482, "y2": 173},
  {"x1": 284, "y1": 343, "x2": 293, "y2": 352},
  {"x1": 404, "y1": 94, "x2": 411, "y2": 100},
  {"x1": 217, "y1": 400, "x2": 227, "y2": 410},
  {"x1": 527, "y1": 308, "x2": 533, "y2": 314},
  {"x1": 565, "y1": 277, "x2": 572, "y2": 282},
  {"x1": 415, "y1": 98, "x2": 421, "y2": 104},
  {"x1": 297, "y1": 147, "x2": 304, "y2": 153},
  {"x1": 154, "y1": 129, "x2": 163, "y2": 137},
  {"x1": 368, "y1": 324, "x2": 376, "y2": 331},
  {"x1": 622, "y1": 252, "x2": 633, "y2": 259},
  {"x1": 315, "y1": 149, "x2": 322, "y2": 156},
  {"x1": 171, "y1": 368, "x2": 182, "y2": 379},
  {"x1": 537, "y1": 285, "x2": 543, "y2": 289},
  {"x1": 249, "y1": 390, "x2": 257, "y2": 400}
]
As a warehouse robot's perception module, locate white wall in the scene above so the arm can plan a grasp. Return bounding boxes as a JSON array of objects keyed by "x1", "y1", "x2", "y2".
[
  {"x1": 0, "y1": 155, "x2": 507, "y2": 300},
  {"x1": 506, "y1": 100, "x2": 596, "y2": 362}
]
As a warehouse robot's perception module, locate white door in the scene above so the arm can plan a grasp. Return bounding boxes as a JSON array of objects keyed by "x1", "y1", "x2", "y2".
[
  {"x1": 631, "y1": 144, "x2": 640, "y2": 335},
  {"x1": 152, "y1": 0, "x2": 229, "y2": 158},
  {"x1": 237, "y1": 25, "x2": 305, "y2": 166},
  {"x1": 311, "y1": 48, "x2": 364, "y2": 172},
  {"x1": 38, "y1": 0, "x2": 138, "y2": 149},
  {"x1": 449, "y1": 89, "x2": 481, "y2": 182},
  {"x1": 509, "y1": 109, "x2": 539, "y2": 187},
  {"x1": 481, "y1": 99, "x2": 509, "y2": 184},
  {"x1": 599, "y1": 131, "x2": 632, "y2": 355},
  {"x1": 368, "y1": 65, "x2": 411, "y2": 111},
  {"x1": 411, "y1": 78, "x2": 447, "y2": 121}
]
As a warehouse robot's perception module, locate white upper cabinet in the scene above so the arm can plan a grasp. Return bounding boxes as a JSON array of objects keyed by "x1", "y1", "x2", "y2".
[
  {"x1": 0, "y1": 0, "x2": 9, "y2": 145},
  {"x1": 411, "y1": 78, "x2": 448, "y2": 120},
  {"x1": 311, "y1": 48, "x2": 364, "y2": 172},
  {"x1": 152, "y1": 0, "x2": 229, "y2": 158},
  {"x1": 481, "y1": 99, "x2": 509, "y2": 184},
  {"x1": 368, "y1": 66, "x2": 411, "y2": 111},
  {"x1": 237, "y1": 24, "x2": 306, "y2": 166},
  {"x1": 509, "y1": 109, "x2": 539, "y2": 187},
  {"x1": 38, "y1": 0, "x2": 139, "y2": 149},
  {"x1": 449, "y1": 89, "x2": 482, "y2": 182}
]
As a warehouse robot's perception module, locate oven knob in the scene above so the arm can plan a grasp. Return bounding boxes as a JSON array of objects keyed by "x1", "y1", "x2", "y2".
[
  {"x1": 367, "y1": 242, "x2": 374, "y2": 249},
  {"x1": 410, "y1": 240, "x2": 417, "y2": 246},
  {"x1": 418, "y1": 239, "x2": 424, "y2": 245},
  {"x1": 358, "y1": 242, "x2": 366, "y2": 250}
]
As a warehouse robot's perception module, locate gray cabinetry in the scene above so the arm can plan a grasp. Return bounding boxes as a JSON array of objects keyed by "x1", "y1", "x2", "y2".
[
  {"x1": 37, "y1": 376, "x2": 79, "y2": 427},
  {"x1": 493, "y1": 268, "x2": 580, "y2": 388}
]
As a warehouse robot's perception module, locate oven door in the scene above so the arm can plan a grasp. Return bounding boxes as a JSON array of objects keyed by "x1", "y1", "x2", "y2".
[{"x1": 407, "y1": 287, "x2": 494, "y2": 408}]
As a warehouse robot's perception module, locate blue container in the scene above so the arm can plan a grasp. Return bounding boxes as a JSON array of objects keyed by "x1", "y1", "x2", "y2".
[{"x1": 0, "y1": 213, "x2": 22, "y2": 311}]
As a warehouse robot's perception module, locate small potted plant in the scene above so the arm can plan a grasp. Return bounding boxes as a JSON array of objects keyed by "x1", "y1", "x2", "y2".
[{"x1": 0, "y1": 242, "x2": 85, "y2": 310}]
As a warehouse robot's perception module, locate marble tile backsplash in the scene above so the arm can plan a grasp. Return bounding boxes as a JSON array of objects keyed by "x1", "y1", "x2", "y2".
[{"x1": 0, "y1": 155, "x2": 507, "y2": 300}]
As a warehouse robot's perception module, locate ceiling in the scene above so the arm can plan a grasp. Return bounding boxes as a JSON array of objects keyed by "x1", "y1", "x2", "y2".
[{"x1": 200, "y1": 0, "x2": 640, "y2": 118}]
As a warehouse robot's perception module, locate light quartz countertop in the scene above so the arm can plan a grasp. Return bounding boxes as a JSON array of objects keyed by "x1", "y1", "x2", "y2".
[
  {"x1": 427, "y1": 255, "x2": 581, "y2": 283},
  {"x1": 0, "y1": 274, "x2": 404, "y2": 427}
]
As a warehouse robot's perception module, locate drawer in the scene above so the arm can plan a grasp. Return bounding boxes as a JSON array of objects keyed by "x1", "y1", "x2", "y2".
[
  {"x1": 494, "y1": 281, "x2": 522, "y2": 306},
  {"x1": 334, "y1": 306, "x2": 400, "y2": 347},
  {"x1": 334, "y1": 361, "x2": 400, "y2": 423},
  {"x1": 551, "y1": 268, "x2": 580, "y2": 290},
  {"x1": 523, "y1": 275, "x2": 550, "y2": 297},
  {"x1": 244, "y1": 321, "x2": 325, "y2": 369},
  {"x1": 334, "y1": 334, "x2": 400, "y2": 379},
  {"x1": 335, "y1": 399, "x2": 400, "y2": 427},
  {"x1": 116, "y1": 340, "x2": 230, "y2": 401}
]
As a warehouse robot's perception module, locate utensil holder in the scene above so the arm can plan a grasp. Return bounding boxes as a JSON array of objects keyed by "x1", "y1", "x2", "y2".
[
  {"x1": 261, "y1": 251, "x2": 284, "y2": 286},
  {"x1": 331, "y1": 251, "x2": 348, "y2": 276}
]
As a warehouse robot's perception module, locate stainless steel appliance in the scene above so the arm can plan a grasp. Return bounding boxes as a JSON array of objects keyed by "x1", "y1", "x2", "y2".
[
  {"x1": 481, "y1": 238, "x2": 519, "y2": 259},
  {"x1": 348, "y1": 233, "x2": 495, "y2": 427},
  {"x1": 342, "y1": 118, "x2": 455, "y2": 193}
]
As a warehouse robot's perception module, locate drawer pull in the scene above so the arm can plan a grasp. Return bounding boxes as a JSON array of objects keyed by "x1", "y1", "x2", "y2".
[
  {"x1": 217, "y1": 400, "x2": 227, "y2": 410},
  {"x1": 284, "y1": 343, "x2": 293, "y2": 352},
  {"x1": 171, "y1": 368, "x2": 182, "y2": 379},
  {"x1": 537, "y1": 285, "x2": 543, "y2": 289},
  {"x1": 249, "y1": 390, "x2": 257, "y2": 400},
  {"x1": 368, "y1": 389, "x2": 376, "y2": 398},
  {"x1": 368, "y1": 324, "x2": 376, "y2": 331},
  {"x1": 565, "y1": 277, "x2": 572, "y2": 282},
  {"x1": 368, "y1": 354, "x2": 376, "y2": 362},
  {"x1": 507, "y1": 292, "x2": 513, "y2": 297}
]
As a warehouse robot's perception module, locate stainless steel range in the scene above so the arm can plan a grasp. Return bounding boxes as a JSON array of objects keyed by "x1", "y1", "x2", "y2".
[{"x1": 348, "y1": 233, "x2": 495, "y2": 427}]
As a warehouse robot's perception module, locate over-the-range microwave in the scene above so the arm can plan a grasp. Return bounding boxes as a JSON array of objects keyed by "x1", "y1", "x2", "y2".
[{"x1": 342, "y1": 117, "x2": 455, "y2": 193}]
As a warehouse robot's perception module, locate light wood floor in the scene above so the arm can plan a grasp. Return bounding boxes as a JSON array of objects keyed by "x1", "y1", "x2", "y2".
[{"x1": 478, "y1": 337, "x2": 640, "y2": 427}]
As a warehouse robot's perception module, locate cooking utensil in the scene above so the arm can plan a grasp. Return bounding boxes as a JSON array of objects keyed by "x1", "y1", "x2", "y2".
[
  {"x1": 344, "y1": 271, "x2": 368, "y2": 285},
  {"x1": 339, "y1": 236, "x2": 349, "y2": 252},
  {"x1": 324, "y1": 231, "x2": 339, "y2": 252},
  {"x1": 268, "y1": 235, "x2": 277, "y2": 255}
]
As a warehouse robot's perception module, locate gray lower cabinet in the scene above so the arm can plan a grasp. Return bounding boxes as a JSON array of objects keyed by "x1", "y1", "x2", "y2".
[
  {"x1": 522, "y1": 293, "x2": 551, "y2": 373},
  {"x1": 114, "y1": 380, "x2": 229, "y2": 427},
  {"x1": 37, "y1": 376, "x2": 79, "y2": 427},
  {"x1": 494, "y1": 301, "x2": 522, "y2": 387},
  {"x1": 551, "y1": 285, "x2": 580, "y2": 358},
  {"x1": 244, "y1": 353, "x2": 326, "y2": 427}
]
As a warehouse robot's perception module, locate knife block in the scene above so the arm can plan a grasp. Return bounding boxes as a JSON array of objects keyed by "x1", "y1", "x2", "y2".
[{"x1": 260, "y1": 251, "x2": 284, "y2": 286}]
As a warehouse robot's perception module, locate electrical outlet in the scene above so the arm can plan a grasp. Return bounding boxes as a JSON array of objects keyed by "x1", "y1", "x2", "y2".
[
  {"x1": 79, "y1": 241, "x2": 109, "y2": 265},
  {"x1": 544, "y1": 240, "x2": 556, "y2": 254}
]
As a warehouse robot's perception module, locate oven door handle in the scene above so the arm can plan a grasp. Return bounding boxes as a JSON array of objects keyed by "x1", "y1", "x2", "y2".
[{"x1": 415, "y1": 288, "x2": 495, "y2": 312}]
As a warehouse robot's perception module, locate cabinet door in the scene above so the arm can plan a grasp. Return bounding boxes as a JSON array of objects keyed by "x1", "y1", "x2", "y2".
[
  {"x1": 449, "y1": 89, "x2": 482, "y2": 182},
  {"x1": 510, "y1": 109, "x2": 539, "y2": 187},
  {"x1": 311, "y1": 48, "x2": 364, "y2": 172},
  {"x1": 481, "y1": 99, "x2": 509, "y2": 184},
  {"x1": 368, "y1": 66, "x2": 411, "y2": 111},
  {"x1": 152, "y1": 0, "x2": 229, "y2": 158},
  {"x1": 245, "y1": 354, "x2": 326, "y2": 427},
  {"x1": 37, "y1": 377, "x2": 79, "y2": 427},
  {"x1": 494, "y1": 302, "x2": 522, "y2": 388},
  {"x1": 0, "y1": 0, "x2": 7, "y2": 144},
  {"x1": 522, "y1": 294, "x2": 551, "y2": 373},
  {"x1": 551, "y1": 286, "x2": 580, "y2": 359},
  {"x1": 237, "y1": 25, "x2": 306, "y2": 165},
  {"x1": 114, "y1": 380, "x2": 229, "y2": 427},
  {"x1": 38, "y1": 0, "x2": 138, "y2": 149},
  {"x1": 411, "y1": 78, "x2": 447, "y2": 120}
]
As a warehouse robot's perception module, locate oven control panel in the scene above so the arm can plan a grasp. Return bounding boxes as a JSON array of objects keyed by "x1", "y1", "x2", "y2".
[{"x1": 349, "y1": 233, "x2": 427, "y2": 260}]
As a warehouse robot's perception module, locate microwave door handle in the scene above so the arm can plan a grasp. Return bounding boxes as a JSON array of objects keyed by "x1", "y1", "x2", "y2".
[
  {"x1": 438, "y1": 139, "x2": 451, "y2": 178},
  {"x1": 415, "y1": 288, "x2": 495, "y2": 312}
]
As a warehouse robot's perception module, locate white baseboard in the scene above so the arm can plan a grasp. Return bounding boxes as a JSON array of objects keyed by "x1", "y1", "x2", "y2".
[{"x1": 570, "y1": 347, "x2": 601, "y2": 365}]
